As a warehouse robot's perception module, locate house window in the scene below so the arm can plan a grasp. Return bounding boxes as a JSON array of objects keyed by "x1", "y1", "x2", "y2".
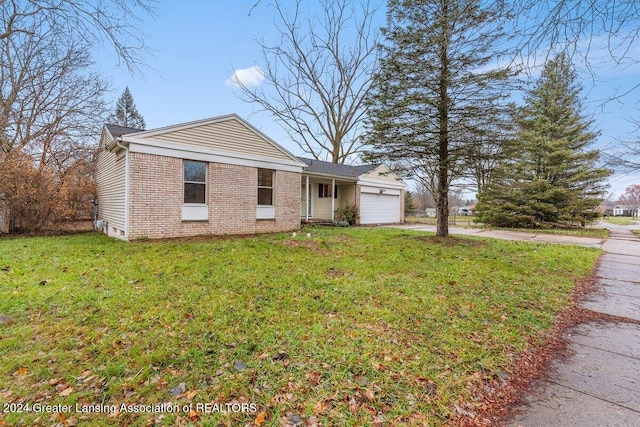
[
  {"x1": 258, "y1": 168, "x2": 274, "y2": 205},
  {"x1": 319, "y1": 183, "x2": 338, "y2": 199},
  {"x1": 184, "y1": 160, "x2": 206, "y2": 204}
]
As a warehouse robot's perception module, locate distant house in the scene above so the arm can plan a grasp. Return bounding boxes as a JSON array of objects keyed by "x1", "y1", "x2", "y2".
[
  {"x1": 613, "y1": 205, "x2": 639, "y2": 217},
  {"x1": 599, "y1": 200, "x2": 616, "y2": 217},
  {"x1": 424, "y1": 208, "x2": 436, "y2": 217},
  {"x1": 95, "y1": 114, "x2": 404, "y2": 240}
]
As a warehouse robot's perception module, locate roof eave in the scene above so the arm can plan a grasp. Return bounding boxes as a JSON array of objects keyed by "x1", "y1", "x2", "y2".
[
  {"x1": 302, "y1": 170, "x2": 358, "y2": 181},
  {"x1": 105, "y1": 135, "x2": 130, "y2": 152}
]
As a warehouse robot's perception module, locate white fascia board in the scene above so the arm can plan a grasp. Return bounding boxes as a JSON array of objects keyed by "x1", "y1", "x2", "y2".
[
  {"x1": 125, "y1": 137, "x2": 305, "y2": 173},
  {"x1": 360, "y1": 185, "x2": 402, "y2": 196},
  {"x1": 302, "y1": 171, "x2": 358, "y2": 183}
]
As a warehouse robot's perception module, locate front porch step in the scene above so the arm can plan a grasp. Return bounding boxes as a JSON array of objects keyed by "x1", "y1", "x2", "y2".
[{"x1": 301, "y1": 218, "x2": 334, "y2": 225}]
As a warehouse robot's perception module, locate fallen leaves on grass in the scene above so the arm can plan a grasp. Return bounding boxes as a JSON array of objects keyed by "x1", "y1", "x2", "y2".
[
  {"x1": 254, "y1": 411, "x2": 266, "y2": 425},
  {"x1": 187, "y1": 409, "x2": 199, "y2": 421},
  {"x1": 59, "y1": 387, "x2": 73, "y2": 397}
]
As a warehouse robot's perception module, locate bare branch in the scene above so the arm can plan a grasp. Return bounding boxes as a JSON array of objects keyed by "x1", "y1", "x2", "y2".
[
  {"x1": 234, "y1": 0, "x2": 380, "y2": 164},
  {"x1": 512, "y1": 0, "x2": 640, "y2": 100},
  {"x1": 0, "y1": 0, "x2": 156, "y2": 72}
]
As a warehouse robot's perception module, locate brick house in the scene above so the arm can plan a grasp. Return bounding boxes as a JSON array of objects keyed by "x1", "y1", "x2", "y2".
[
  {"x1": 96, "y1": 114, "x2": 305, "y2": 240},
  {"x1": 95, "y1": 114, "x2": 404, "y2": 240}
]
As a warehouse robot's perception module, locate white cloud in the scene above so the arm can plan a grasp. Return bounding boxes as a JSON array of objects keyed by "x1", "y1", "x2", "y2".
[{"x1": 225, "y1": 65, "x2": 265, "y2": 88}]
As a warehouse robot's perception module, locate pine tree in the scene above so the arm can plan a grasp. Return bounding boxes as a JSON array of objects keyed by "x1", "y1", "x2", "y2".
[
  {"x1": 475, "y1": 53, "x2": 610, "y2": 228},
  {"x1": 112, "y1": 87, "x2": 146, "y2": 129},
  {"x1": 365, "y1": 0, "x2": 515, "y2": 237}
]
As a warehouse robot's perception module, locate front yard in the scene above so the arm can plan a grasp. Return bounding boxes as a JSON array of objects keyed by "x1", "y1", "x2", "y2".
[
  {"x1": 603, "y1": 217, "x2": 639, "y2": 226},
  {"x1": 0, "y1": 228, "x2": 600, "y2": 426}
]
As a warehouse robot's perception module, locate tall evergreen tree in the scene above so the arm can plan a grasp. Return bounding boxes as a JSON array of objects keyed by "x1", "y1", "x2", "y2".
[
  {"x1": 112, "y1": 87, "x2": 146, "y2": 129},
  {"x1": 365, "y1": 0, "x2": 515, "y2": 237},
  {"x1": 475, "y1": 54, "x2": 610, "y2": 228}
]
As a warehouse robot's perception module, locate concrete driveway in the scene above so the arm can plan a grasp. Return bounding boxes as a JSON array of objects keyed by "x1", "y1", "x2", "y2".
[{"x1": 386, "y1": 223, "x2": 605, "y2": 248}]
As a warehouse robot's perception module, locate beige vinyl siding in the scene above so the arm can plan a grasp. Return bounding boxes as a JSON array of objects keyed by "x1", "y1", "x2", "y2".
[
  {"x1": 313, "y1": 196, "x2": 333, "y2": 220},
  {"x1": 317, "y1": 184, "x2": 356, "y2": 218},
  {"x1": 147, "y1": 119, "x2": 292, "y2": 161},
  {"x1": 358, "y1": 165, "x2": 405, "y2": 187},
  {"x1": 337, "y1": 184, "x2": 356, "y2": 207},
  {"x1": 96, "y1": 136, "x2": 126, "y2": 232},
  {"x1": 311, "y1": 180, "x2": 334, "y2": 220},
  {"x1": 305, "y1": 180, "x2": 356, "y2": 220}
]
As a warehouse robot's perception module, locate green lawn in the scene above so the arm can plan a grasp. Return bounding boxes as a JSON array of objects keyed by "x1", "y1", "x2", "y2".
[
  {"x1": 0, "y1": 228, "x2": 600, "y2": 426},
  {"x1": 603, "y1": 217, "x2": 639, "y2": 225},
  {"x1": 489, "y1": 226, "x2": 609, "y2": 239},
  {"x1": 405, "y1": 215, "x2": 476, "y2": 227}
]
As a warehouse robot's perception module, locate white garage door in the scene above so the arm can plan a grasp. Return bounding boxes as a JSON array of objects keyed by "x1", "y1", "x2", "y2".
[{"x1": 360, "y1": 192, "x2": 400, "y2": 224}]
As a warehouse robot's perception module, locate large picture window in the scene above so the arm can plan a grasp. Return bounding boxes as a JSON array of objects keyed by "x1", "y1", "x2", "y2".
[
  {"x1": 257, "y1": 168, "x2": 274, "y2": 205},
  {"x1": 184, "y1": 160, "x2": 206, "y2": 204}
]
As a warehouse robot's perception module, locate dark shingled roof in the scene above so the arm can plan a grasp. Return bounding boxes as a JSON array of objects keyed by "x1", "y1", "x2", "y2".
[
  {"x1": 298, "y1": 157, "x2": 377, "y2": 178},
  {"x1": 105, "y1": 124, "x2": 144, "y2": 137}
]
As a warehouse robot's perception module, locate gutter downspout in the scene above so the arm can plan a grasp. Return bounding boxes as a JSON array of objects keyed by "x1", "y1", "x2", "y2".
[{"x1": 115, "y1": 136, "x2": 130, "y2": 239}]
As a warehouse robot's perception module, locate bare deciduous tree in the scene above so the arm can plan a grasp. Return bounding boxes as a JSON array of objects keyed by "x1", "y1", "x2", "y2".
[
  {"x1": 603, "y1": 117, "x2": 640, "y2": 171},
  {"x1": 514, "y1": 2, "x2": 639, "y2": 62},
  {"x1": 236, "y1": 0, "x2": 379, "y2": 164},
  {"x1": 464, "y1": 111, "x2": 517, "y2": 195},
  {"x1": 0, "y1": 0, "x2": 154, "y2": 71},
  {"x1": 412, "y1": 181, "x2": 435, "y2": 211},
  {"x1": 0, "y1": 26, "x2": 109, "y2": 162},
  {"x1": 0, "y1": 0, "x2": 155, "y2": 233}
]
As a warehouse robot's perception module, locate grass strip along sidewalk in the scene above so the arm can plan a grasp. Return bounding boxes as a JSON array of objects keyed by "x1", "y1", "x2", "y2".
[{"x1": 0, "y1": 228, "x2": 599, "y2": 426}]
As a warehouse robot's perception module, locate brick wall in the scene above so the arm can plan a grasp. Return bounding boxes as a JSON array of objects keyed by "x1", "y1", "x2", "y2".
[
  {"x1": 128, "y1": 152, "x2": 301, "y2": 239},
  {"x1": 256, "y1": 170, "x2": 301, "y2": 233}
]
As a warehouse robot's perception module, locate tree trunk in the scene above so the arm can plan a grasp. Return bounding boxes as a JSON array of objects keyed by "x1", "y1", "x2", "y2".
[
  {"x1": 436, "y1": 127, "x2": 449, "y2": 237},
  {"x1": 436, "y1": 1, "x2": 450, "y2": 238}
]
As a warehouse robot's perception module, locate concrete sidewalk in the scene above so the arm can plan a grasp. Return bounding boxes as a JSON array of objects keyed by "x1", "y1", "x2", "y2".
[{"x1": 507, "y1": 223, "x2": 640, "y2": 427}]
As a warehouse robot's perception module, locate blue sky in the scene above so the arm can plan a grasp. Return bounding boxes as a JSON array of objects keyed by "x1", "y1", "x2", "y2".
[{"x1": 93, "y1": 0, "x2": 639, "y2": 199}]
